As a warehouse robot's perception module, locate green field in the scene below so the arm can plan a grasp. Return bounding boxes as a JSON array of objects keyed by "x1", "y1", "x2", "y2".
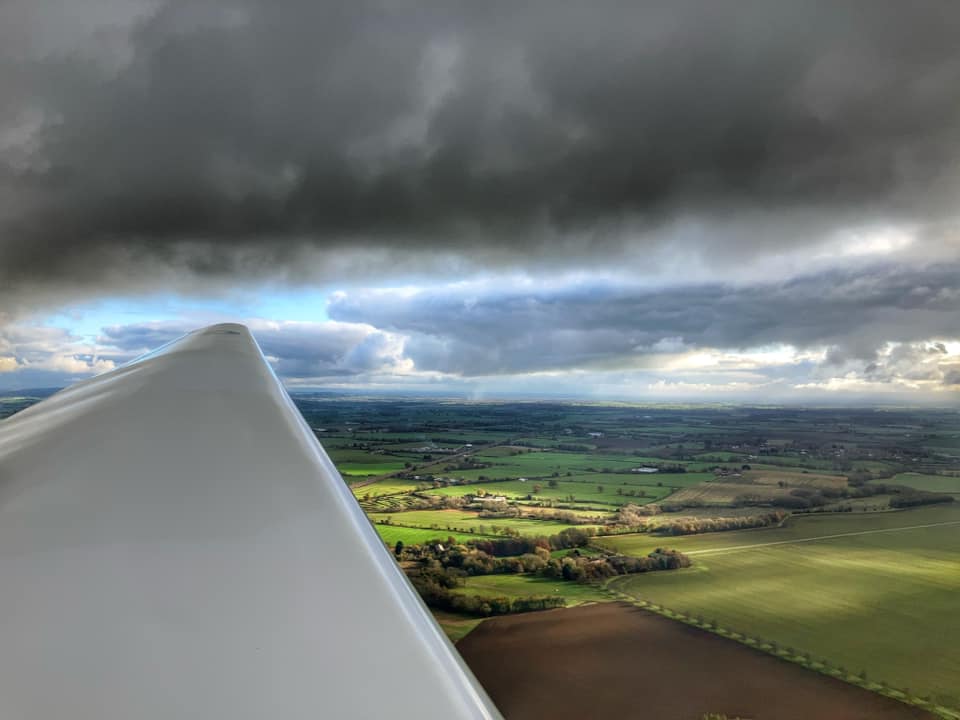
[
  {"x1": 372, "y1": 524, "x2": 493, "y2": 546},
  {"x1": 563, "y1": 471, "x2": 715, "y2": 488},
  {"x1": 888, "y1": 472, "x2": 960, "y2": 494},
  {"x1": 424, "y1": 478, "x2": 674, "y2": 506},
  {"x1": 451, "y1": 573, "x2": 610, "y2": 605},
  {"x1": 350, "y1": 478, "x2": 425, "y2": 497},
  {"x1": 326, "y1": 448, "x2": 409, "y2": 477},
  {"x1": 369, "y1": 509, "x2": 598, "y2": 537},
  {"x1": 446, "y1": 450, "x2": 660, "y2": 481},
  {"x1": 600, "y1": 505, "x2": 960, "y2": 707},
  {"x1": 526, "y1": 507, "x2": 614, "y2": 519}
]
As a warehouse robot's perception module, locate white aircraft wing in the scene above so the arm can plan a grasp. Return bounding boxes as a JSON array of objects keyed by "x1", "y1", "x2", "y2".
[{"x1": 0, "y1": 323, "x2": 501, "y2": 719}]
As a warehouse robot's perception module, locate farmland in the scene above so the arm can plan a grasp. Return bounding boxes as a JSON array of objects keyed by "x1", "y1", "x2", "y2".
[
  {"x1": 325, "y1": 447, "x2": 409, "y2": 478},
  {"x1": 371, "y1": 524, "x2": 494, "y2": 547},
  {"x1": 888, "y1": 472, "x2": 960, "y2": 495},
  {"x1": 6, "y1": 391, "x2": 960, "y2": 717},
  {"x1": 351, "y1": 478, "x2": 423, "y2": 496},
  {"x1": 600, "y1": 504, "x2": 960, "y2": 708},
  {"x1": 450, "y1": 574, "x2": 609, "y2": 605},
  {"x1": 423, "y1": 477, "x2": 677, "y2": 506},
  {"x1": 368, "y1": 509, "x2": 603, "y2": 537},
  {"x1": 459, "y1": 603, "x2": 931, "y2": 720}
]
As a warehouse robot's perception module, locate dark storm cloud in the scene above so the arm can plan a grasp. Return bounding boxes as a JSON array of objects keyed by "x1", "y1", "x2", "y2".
[
  {"x1": 328, "y1": 263, "x2": 960, "y2": 375},
  {"x1": 3, "y1": 0, "x2": 960, "y2": 299}
]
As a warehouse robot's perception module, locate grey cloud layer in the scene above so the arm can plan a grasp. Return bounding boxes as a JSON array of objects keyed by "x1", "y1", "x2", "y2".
[
  {"x1": 3, "y1": 260, "x2": 957, "y2": 396},
  {"x1": 328, "y1": 263, "x2": 960, "y2": 375},
  {"x1": 3, "y1": 0, "x2": 960, "y2": 300}
]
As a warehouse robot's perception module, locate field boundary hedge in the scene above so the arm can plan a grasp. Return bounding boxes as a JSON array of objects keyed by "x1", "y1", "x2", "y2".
[{"x1": 602, "y1": 579, "x2": 960, "y2": 720}]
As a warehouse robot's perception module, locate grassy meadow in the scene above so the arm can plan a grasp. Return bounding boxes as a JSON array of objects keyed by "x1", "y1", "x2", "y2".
[
  {"x1": 889, "y1": 472, "x2": 960, "y2": 495},
  {"x1": 371, "y1": 524, "x2": 494, "y2": 546},
  {"x1": 423, "y1": 478, "x2": 675, "y2": 506},
  {"x1": 368, "y1": 508, "x2": 602, "y2": 537},
  {"x1": 451, "y1": 574, "x2": 610, "y2": 605}
]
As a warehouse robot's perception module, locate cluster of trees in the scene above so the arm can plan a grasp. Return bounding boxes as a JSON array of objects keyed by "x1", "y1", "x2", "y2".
[
  {"x1": 541, "y1": 548, "x2": 691, "y2": 582},
  {"x1": 470, "y1": 527, "x2": 595, "y2": 557},
  {"x1": 634, "y1": 461, "x2": 688, "y2": 473},
  {"x1": 767, "y1": 483, "x2": 955, "y2": 510},
  {"x1": 654, "y1": 511, "x2": 786, "y2": 536},
  {"x1": 402, "y1": 529, "x2": 690, "y2": 589},
  {"x1": 477, "y1": 502, "x2": 521, "y2": 517},
  {"x1": 523, "y1": 508, "x2": 604, "y2": 525},
  {"x1": 889, "y1": 491, "x2": 954, "y2": 508},
  {"x1": 411, "y1": 541, "x2": 692, "y2": 588},
  {"x1": 613, "y1": 503, "x2": 662, "y2": 526},
  {"x1": 794, "y1": 504, "x2": 857, "y2": 514},
  {"x1": 765, "y1": 489, "x2": 833, "y2": 509},
  {"x1": 660, "y1": 499, "x2": 707, "y2": 512},
  {"x1": 411, "y1": 578, "x2": 567, "y2": 617},
  {"x1": 443, "y1": 460, "x2": 490, "y2": 472},
  {"x1": 404, "y1": 553, "x2": 568, "y2": 617},
  {"x1": 847, "y1": 469, "x2": 880, "y2": 485}
]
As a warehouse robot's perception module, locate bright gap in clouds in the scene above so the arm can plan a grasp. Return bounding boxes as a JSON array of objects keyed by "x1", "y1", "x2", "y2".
[
  {"x1": 817, "y1": 224, "x2": 917, "y2": 260},
  {"x1": 38, "y1": 290, "x2": 332, "y2": 341},
  {"x1": 2, "y1": 265, "x2": 958, "y2": 403}
]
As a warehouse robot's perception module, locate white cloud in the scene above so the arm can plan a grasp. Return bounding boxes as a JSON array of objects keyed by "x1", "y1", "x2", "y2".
[{"x1": 0, "y1": 323, "x2": 117, "y2": 387}]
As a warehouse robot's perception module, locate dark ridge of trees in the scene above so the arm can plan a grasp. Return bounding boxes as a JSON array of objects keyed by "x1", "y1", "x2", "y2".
[
  {"x1": 522, "y1": 508, "x2": 601, "y2": 525},
  {"x1": 405, "y1": 536, "x2": 691, "y2": 587},
  {"x1": 469, "y1": 536, "x2": 550, "y2": 557},
  {"x1": 769, "y1": 491, "x2": 827, "y2": 509},
  {"x1": 659, "y1": 499, "x2": 707, "y2": 512},
  {"x1": 538, "y1": 549, "x2": 692, "y2": 581},
  {"x1": 889, "y1": 491, "x2": 954, "y2": 508},
  {"x1": 411, "y1": 576, "x2": 566, "y2": 617},
  {"x1": 468, "y1": 526, "x2": 595, "y2": 557}
]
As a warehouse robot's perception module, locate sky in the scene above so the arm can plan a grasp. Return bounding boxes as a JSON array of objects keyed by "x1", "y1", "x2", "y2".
[{"x1": 1, "y1": 0, "x2": 959, "y2": 403}]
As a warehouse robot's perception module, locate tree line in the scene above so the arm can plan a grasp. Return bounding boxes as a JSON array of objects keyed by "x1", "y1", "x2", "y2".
[
  {"x1": 411, "y1": 577, "x2": 566, "y2": 617},
  {"x1": 614, "y1": 503, "x2": 786, "y2": 535},
  {"x1": 654, "y1": 511, "x2": 786, "y2": 536}
]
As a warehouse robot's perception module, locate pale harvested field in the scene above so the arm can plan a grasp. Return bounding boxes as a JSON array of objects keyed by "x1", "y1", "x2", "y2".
[{"x1": 743, "y1": 469, "x2": 847, "y2": 489}]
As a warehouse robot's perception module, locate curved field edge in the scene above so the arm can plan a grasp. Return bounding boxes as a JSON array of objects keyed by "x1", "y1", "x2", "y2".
[{"x1": 597, "y1": 504, "x2": 960, "y2": 715}]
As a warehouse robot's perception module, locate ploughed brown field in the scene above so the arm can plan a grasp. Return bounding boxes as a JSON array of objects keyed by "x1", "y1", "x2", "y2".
[{"x1": 457, "y1": 603, "x2": 933, "y2": 720}]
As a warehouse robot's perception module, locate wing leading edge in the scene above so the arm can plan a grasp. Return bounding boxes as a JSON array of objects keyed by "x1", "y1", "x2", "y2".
[{"x1": 0, "y1": 323, "x2": 501, "y2": 719}]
